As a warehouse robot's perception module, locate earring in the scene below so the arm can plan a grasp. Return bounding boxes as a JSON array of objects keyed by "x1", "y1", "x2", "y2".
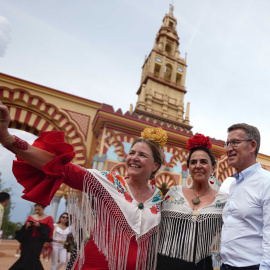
[
  {"x1": 208, "y1": 173, "x2": 216, "y2": 188},
  {"x1": 124, "y1": 174, "x2": 130, "y2": 180},
  {"x1": 150, "y1": 175, "x2": 156, "y2": 189},
  {"x1": 186, "y1": 175, "x2": 193, "y2": 188}
]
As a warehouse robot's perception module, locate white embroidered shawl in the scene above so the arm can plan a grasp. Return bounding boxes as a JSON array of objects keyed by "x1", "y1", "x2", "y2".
[
  {"x1": 158, "y1": 186, "x2": 227, "y2": 263},
  {"x1": 68, "y1": 168, "x2": 163, "y2": 270}
]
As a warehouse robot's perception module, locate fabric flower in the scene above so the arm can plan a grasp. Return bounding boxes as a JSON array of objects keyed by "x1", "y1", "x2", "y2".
[
  {"x1": 186, "y1": 133, "x2": 212, "y2": 150},
  {"x1": 141, "y1": 127, "x2": 168, "y2": 146}
]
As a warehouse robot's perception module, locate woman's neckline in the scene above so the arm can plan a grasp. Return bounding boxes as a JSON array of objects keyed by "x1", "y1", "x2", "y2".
[
  {"x1": 180, "y1": 186, "x2": 218, "y2": 211},
  {"x1": 31, "y1": 214, "x2": 48, "y2": 221},
  {"x1": 125, "y1": 178, "x2": 157, "y2": 204}
]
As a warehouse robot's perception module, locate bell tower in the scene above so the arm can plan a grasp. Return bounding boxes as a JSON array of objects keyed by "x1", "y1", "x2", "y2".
[{"x1": 134, "y1": 5, "x2": 192, "y2": 130}]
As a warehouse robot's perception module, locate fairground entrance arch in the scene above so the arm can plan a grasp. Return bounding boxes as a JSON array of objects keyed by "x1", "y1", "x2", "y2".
[{"x1": 0, "y1": 73, "x2": 101, "y2": 219}]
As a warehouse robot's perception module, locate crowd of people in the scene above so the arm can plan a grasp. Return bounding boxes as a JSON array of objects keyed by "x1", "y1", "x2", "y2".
[{"x1": 0, "y1": 99, "x2": 269, "y2": 270}]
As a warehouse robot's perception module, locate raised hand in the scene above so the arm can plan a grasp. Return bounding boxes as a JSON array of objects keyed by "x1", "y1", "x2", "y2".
[{"x1": 0, "y1": 100, "x2": 55, "y2": 168}]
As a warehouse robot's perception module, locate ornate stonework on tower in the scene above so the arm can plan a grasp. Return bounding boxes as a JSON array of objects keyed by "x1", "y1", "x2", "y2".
[{"x1": 134, "y1": 5, "x2": 191, "y2": 130}]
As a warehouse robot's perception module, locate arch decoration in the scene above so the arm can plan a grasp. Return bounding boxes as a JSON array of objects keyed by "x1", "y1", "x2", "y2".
[
  {"x1": 155, "y1": 172, "x2": 176, "y2": 189},
  {"x1": 111, "y1": 163, "x2": 127, "y2": 176},
  {"x1": 101, "y1": 129, "x2": 136, "y2": 160},
  {"x1": 162, "y1": 145, "x2": 189, "y2": 171},
  {"x1": 0, "y1": 86, "x2": 88, "y2": 167},
  {"x1": 217, "y1": 155, "x2": 235, "y2": 182}
]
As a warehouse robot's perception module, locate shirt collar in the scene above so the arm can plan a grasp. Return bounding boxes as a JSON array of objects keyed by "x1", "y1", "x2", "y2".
[{"x1": 233, "y1": 162, "x2": 261, "y2": 183}]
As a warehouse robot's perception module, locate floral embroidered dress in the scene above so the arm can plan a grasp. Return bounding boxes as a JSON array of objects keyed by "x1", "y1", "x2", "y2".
[
  {"x1": 12, "y1": 131, "x2": 163, "y2": 270},
  {"x1": 157, "y1": 186, "x2": 227, "y2": 269}
]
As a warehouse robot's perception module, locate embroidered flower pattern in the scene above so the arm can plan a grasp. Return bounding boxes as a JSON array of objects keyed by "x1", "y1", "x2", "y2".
[
  {"x1": 102, "y1": 171, "x2": 133, "y2": 203},
  {"x1": 165, "y1": 196, "x2": 185, "y2": 205},
  {"x1": 215, "y1": 200, "x2": 226, "y2": 209},
  {"x1": 124, "y1": 193, "x2": 132, "y2": 202},
  {"x1": 152, "y1": 189, "x2": 163, "y2": 202},
  {"x1": 150, "y1": 203, "x2": 161, "y2": 214},
  {"x1": 149, "y1": 189, "x2": 162, "y2": 214}
]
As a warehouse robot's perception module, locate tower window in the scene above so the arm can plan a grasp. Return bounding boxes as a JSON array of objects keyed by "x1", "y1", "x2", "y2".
[
  {"x1": 169, "y1": 21, "x2": 174, "y2": 28},
  {"x1": 165, "y1": 44, "x2": 172, "y2": 54},
  {"x1": 154, "y1": 64, "x2": 161, "y2": 76},
  {"x1": 176, "y1": 73, "x2": 182, "y2": 85},
  {"x1": 164, "y1": 64, "x2": 172, "y2": 80}
]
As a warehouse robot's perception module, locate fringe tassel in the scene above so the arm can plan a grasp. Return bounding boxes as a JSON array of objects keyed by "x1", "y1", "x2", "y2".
[
  {"x1": 68, "y1": 168, "x2": 159, "y2": 270},
  {"x1": 158, "y1": 211, "x2": 223, "y2": 263},
  {"x1": 136, "y1": 226, "x2": 159, "y2": 270}
]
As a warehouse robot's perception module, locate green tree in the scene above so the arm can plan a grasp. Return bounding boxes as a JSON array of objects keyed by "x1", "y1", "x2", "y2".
[{"x1": 4, "y1": 221, "x2": 22, "y2": 238}]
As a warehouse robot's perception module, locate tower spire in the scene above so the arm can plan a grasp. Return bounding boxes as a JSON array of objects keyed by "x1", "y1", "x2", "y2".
[
  {"x1": 134, "y1": 6, "x2": 192, "y2": 131},
  {"x1": 169, "y1": 3, "x2": 174, "y2": 15}
]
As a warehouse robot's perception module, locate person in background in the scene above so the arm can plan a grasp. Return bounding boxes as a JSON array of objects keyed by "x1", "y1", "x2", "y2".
[
  {"x1": 0, "y1": 229, "x2": 3, "y2": 244},
  {"x1": 220, "y1": 123, "x2": 270, "y2": 270},
  {"x1": 9, "y1": 203, "x2": 54, "y2": 270},
  {"x1": 51, "y1": 212, "x2": 69, "y2": 270},
  {"x1": 64, "y1": 214, "x2": 74, "y2": 269},
  {"x1": 42, "y1": 242, "x2": 52, "y2": 261},
  {"x1": 0, "y1": 192, "x2": 10, "y2": 231},
  {"x1": 14, "y1": 244, "x2": 21, "y2": 257}
]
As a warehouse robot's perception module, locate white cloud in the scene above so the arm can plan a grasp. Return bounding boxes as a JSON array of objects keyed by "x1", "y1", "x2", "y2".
[{"x1": 0, "y1": 16, "x2": 11, "y2": 56}]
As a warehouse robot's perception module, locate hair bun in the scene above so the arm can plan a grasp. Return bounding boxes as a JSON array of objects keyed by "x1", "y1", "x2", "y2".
[
  {"x1": 141, "y1": 127, "x2": 167, "y2": 147},
  {"x1": 187, "y1": 133, "x2": 212, "y2": 150}
]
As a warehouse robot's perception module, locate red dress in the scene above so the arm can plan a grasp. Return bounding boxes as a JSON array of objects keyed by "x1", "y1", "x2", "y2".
[
  {"x1": 12, "y1": 131, "x2": 162, "y2": 270},
  {"x1": 25, "y1": 215, "x2": 54, "y2": 239}
]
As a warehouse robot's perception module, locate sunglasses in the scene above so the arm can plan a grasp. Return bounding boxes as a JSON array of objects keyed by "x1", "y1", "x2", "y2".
[{"x1": 61, "y1": 216, "x2": 68, "y2": 219}]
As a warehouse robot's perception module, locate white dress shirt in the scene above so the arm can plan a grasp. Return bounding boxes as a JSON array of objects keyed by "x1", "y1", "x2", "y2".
[{"x1": 220, "y1": 163, "x2": 270, "y2": 270}]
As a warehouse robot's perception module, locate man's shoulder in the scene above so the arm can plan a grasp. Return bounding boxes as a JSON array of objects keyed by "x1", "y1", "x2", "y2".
[
  {"x1": 247, "y1": 163, "x2": 270, "y2": 179},
  {"x1": 256, "y1": 163, "x2": 270, "y2": 178}
]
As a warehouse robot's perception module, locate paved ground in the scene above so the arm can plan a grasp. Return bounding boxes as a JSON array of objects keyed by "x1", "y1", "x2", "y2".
[{"x1": 0, "y1": 239, "x2": 51, "y2": 270}]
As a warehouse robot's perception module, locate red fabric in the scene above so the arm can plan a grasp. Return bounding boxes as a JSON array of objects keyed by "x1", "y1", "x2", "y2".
[
  {"x1": 12, "y1": 131, "x2": 138, "y2": 269},
  {"x1": 73, "y1": 237, "x2": 137, "y2": 270},
  {"x1": 12, "y1": 131, "x2": 75, "y2": 206},
  {"x1": 25, "y1": 215, "x2": 54, "y2": 240}
]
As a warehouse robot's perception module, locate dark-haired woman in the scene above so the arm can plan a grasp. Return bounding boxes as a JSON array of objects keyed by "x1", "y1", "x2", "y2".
[
  {"x1": 9, "y1": 204, "x2": 54, "y2": 270},
  {"x1": 157, "y1": 134, "x2": 228, "y2": 270},
  {"x1": 0, "y1": 101, "x2": 166, "y2": 270},
  {"x1": 51, "y1": 213, "x2": 69, "y2": 270}
]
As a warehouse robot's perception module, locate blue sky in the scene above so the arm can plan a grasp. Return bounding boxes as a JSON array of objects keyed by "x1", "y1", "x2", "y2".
[{"x1": 0, "y1": 0, "x2": 270, "y2": 223}]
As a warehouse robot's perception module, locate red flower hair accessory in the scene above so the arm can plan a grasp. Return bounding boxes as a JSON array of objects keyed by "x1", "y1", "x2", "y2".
[{"x1": 186, "y1": 133, "x2": 212, "y2": 150}]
